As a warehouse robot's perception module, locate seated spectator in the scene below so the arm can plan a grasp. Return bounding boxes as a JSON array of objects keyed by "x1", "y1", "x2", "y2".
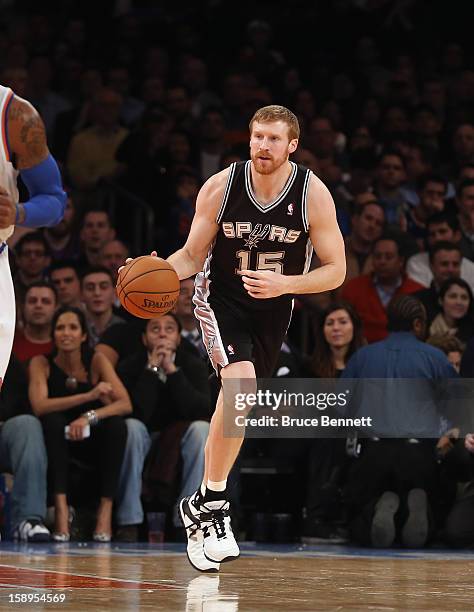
[
  {"x1": 174, "y1": 277, "x2": 206, "y2": 358},
  {"x1": 344, "y1": 195, "x2": 385, "y2": 284},
  {"x1": 302, "y1": 302, "x2": 366, "y2": 543},
  {"x1": 413, "y1": 242, "x2": 463, "y2": 324},
  {"x1": 49, "y1": 261, "x2": 83, "y2": 309},
  {"x1": 81, "y1": 267, "x2": 125, "y2": 348},
  {"x1": 445, "y1": 124, "x2": 474, "y2": 181},
  {"x1": 96, "y1": 320, "x2": 145, "y2": 368},
  {"x1": 307, "y1": 116, "x2": 347, "y2": 190},
  {"x1": 116, "y1": 314, "x2": 211, "y2": 534},
  {"x1": 78, "y1": 209, "x2": 116, "y2": 269},
  {"x1": 100, "y1": 239, "x2": 129, "y2": 285},
  {"x1": 67, "y1": 88, "x2": 128, "y2": 191},
  {"x1": 443, "y1": 432, "x2": 474, "y2": 548},
  {"x1": 106, "y1": 65, "x2": 145, "y2": 127},
  {"x1": 273, "y1": 334, "x2": 308, "y2": 379},
  {"x1": 373, "y1": 151, "x2": 408, "y2": 227},
  {"x1": 404, "y1": 174, "x2": 447, "y2": 248},
  {"x1": 456, "y1": 179, "x2": 474, "y2": 261},
  {"x1": 460, "y1": 336, "x2": 474, "y2": 377},
  {"x1": 401, "y1": 143, "x2": 437, "y2": 207},
  {"x1": 13, "y1": 233, "x2": 51, "y2": 307},
  {"x1": 198, "y1": 107, "x2": 228, "y2": 181},
  {"x1": 309, "y1": 302, "x2": 366, "y2": 378},
  {"x1": 12, "y1": 283, "x2": 57, "y2": 364},
  {"x1": 28, "y1": 307, "x2": 131, "y2": 542},
  {"x1": 429, "y1": 278, "x2": 474, "y2": 346},
  {"x1": 0, "y1": 355, "x2": 51, "y2": 541},
  {"x1": 342, "y1": 235, "x2": 423, "y2": 342},
  {"x1": 115, "y1": 105, "x2": 173, "y2": 211},
  {"x1": 426, "y1": 334, "x2": 464, "y2": 373},
  {"x1": 165, "y1": 170, "x2": 200, "y2": 255},
  {"x1": 341, "y1": 296, "x2": 457, "y2": 548},
  {"x1": 407, "y1": 211, "x2": 474, "y2": 289},
  {"x1": 43, "y1": 192, "x2": 81, "y2": 263},
  {"x1": 27, "y1": 55, "x2": 71, "y2": 139},
  {"x1": 52, "y1": 67, "x2": 104, "y2": 163}
]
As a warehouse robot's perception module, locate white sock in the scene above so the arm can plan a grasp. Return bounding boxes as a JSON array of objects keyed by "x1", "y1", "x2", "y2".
[
  {"x1": 207, "y1": 479, "x2": 227, "y2": 492},
  {"x1": 200, "y1": 482, "x2": 206, "y2": 496}
]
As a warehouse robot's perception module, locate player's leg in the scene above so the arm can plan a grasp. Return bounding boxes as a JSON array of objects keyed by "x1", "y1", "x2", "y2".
[
  {"x1": 182, "y1": 292, "x2": 254, "y2": 568},
  {"x1": 0, "y1": 245, "x2": 16, "y2": 387},
  {"x1": 180, "y1": 362, "x2": 255, "y2": 568},
  {"x1": 203, "y1": 360, "x2": 256, "y2": 483}
]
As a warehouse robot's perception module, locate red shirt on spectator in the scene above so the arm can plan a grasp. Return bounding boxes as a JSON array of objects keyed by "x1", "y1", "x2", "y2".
[
  {"x1": 12, "y1": 330, "x2": 54, "y2": 364},
  {"x1": 342, "y1": 274, "x2": 424, "y2": 343}
]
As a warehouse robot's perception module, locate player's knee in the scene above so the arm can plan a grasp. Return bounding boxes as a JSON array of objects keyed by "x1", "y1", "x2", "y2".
[{"x1": 221, "y1": 360, "x2": 256, "y2": 380}]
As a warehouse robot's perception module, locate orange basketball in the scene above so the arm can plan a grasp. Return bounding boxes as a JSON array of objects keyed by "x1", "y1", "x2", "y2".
[{"x1": 116, "y1": 256, "x2": 180, "y2": 319}]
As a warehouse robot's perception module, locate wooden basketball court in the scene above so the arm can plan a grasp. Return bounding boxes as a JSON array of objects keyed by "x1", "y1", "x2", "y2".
[{"x1": 1, "y1": 542, "x2": 473, "y2": 610}]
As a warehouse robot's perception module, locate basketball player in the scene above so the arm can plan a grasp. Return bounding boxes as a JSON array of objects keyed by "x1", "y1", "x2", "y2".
[
  {"x1": 129, "y1": 105, "x2": 346, "y2": 571},
  {"x1": 0, "y1": 85, "x2": 66, "y2": 389}
]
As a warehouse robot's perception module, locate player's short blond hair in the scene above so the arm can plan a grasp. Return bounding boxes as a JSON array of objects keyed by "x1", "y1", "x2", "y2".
[{"x1": 249, "y1": 105, "x2": 300, "y2": 141}]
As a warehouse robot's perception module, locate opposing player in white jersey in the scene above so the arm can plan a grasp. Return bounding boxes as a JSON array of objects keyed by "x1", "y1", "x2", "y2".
[{"x1": 0, "y1": 85, "x2": 66, "y2": 388}]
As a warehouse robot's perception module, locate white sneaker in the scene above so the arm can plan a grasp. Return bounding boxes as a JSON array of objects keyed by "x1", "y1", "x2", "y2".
[
  {"x1": 201, "y1": 500, "x2": 240, "y2": 564},
  {"x1": 13, "y1": 519, "x2": 51, "y2": 542},
  {"x1": 180, "y1": 495, "x2": 220, "y2": 573}
]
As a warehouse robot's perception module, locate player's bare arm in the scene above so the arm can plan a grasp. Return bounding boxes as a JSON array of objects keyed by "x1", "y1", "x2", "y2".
[
  {"x1": 240, "y1": 173, "x2": 346, "y2": 298},
  {"x1": 8, "y1": 96, "x2": 50, "y2": 170},
  {"x1": 166, "y1": 168, "x2": 229, "y2": 279},
  {"x1": 0, "y1": 95, "x2": 65, "y2": 230}
]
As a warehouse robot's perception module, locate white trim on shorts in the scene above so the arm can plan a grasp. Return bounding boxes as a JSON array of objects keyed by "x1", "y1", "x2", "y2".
[{"x1": 193, "y1": 243, "x2": 229, "y2": 374}]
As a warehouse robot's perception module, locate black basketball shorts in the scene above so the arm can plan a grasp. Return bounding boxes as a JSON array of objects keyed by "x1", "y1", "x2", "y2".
[{"x1": 194, "y1": 289, "x2": 293, "y2": 379}]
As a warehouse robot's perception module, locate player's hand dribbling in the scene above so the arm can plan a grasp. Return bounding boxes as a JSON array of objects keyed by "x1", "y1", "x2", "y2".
[
  {"x1": 119, "y1": 250, "x2": 158, "y2": 273},
  {"x1": 0, "y1": 187, "x2": 16, "y2": 229},
  {"x1": 239, "y1": 269, "x2": 290, "y2": 299}
]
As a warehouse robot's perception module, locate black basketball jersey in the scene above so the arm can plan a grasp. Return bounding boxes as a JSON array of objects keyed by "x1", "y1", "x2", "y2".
[{"x1": 202, "y1": 160, "x2": 313, "y2": 311}]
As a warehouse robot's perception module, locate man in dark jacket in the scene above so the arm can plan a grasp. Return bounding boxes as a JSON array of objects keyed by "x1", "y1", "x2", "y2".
[
  {"x1": 114, "y1": 313, "x2": 211, "y2": 536},
  {"x1": 340, "y1": 295, "x2": 457, "y2": 548}
]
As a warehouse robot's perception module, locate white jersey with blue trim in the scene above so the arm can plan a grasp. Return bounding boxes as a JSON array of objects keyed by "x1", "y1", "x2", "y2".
[{"x1": 0, "y1": 85, "x2": 19, "y2": 243}]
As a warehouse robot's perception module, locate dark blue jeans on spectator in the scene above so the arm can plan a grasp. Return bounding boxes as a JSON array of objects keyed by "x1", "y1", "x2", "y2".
[
  {"x1": 116, "y1": 418, "x2": 209, "y2": 527},
  {"x1": 0, "y1": 415, "x2": 48, "y2": 530}
]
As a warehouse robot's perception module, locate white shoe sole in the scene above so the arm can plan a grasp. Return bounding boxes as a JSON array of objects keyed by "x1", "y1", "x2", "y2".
[{"x1": 203, "y1": 549, "x2": 240, "y2": 564}]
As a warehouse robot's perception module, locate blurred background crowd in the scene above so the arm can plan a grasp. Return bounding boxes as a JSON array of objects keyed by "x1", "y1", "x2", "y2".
[{"x1": 1, "y1": 0, "x2": 474, "y2": 548}]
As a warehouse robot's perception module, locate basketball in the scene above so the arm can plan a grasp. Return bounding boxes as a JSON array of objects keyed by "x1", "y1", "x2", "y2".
[{"x1": 116, "y1": 256, "x2": 180, "y2": 319}]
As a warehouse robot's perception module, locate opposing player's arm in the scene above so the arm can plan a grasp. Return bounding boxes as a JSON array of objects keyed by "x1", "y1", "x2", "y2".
[
  {"x1": 240, "y1": 173, "x2": 346, "y2": 298},
  {"x1": 0, "y1": 96, "x2": 66, "y2": 229},
  {"x1": 8, "y1": 96, "x2": 49, "y2": 169},
  {"x1": 167, "y1": 168, "x2": 229, "y2": 279}
]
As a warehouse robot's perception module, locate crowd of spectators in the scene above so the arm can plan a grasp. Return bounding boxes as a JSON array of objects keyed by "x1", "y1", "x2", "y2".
[{"x1": 1, "y1": 1, "x2": 474, "y2": 548}]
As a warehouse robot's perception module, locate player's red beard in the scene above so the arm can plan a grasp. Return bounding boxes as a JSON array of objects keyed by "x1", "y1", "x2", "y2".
[{"x1": 251, "y1": 150, "x2": 288, "y2": 175}]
